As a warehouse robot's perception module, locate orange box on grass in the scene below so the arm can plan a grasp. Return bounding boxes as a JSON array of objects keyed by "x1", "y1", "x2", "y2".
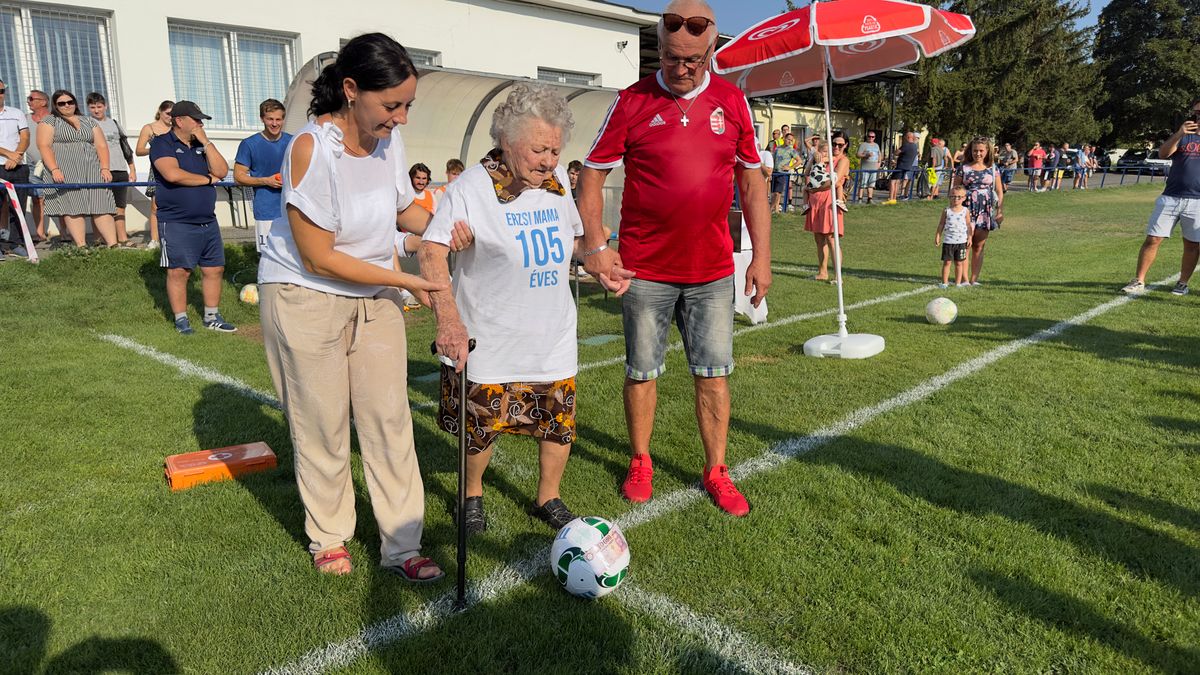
[{"x1": 165, "y1": 442, "x2": 277, "y2": 491}]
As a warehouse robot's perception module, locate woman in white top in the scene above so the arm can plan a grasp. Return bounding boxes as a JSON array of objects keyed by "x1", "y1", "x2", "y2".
[
  {"x1": 421, "y1": 84, "x2": 587, "y2": 534},
  {"x1": 257, "y1": 33, "x2": 447, "y2": 580}
]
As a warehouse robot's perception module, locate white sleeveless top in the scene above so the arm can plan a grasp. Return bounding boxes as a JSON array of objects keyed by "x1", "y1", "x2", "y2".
[
  {"x1": 942, "y1": 206, "x2": 969, "y2": 245},
  {"x1": 257, "y1": 121, "x2": 414, "y2": 297}
]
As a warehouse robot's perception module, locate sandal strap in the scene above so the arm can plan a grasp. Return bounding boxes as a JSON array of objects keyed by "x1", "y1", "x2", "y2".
[
  {"x1": 314, "y1": 547, "x2": 351, "y2": 567},
  {"x1": 402, "y1": 556, "x2": 436, "y2": 574}
]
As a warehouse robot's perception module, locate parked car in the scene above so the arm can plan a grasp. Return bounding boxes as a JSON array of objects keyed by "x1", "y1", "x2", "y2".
[
  {"x1": 1096, "y1": 148, "x2": 1127, "y2": 169},
  {"x1": 1115, "y1": 149, "x2": 1171, "y2": 175}
]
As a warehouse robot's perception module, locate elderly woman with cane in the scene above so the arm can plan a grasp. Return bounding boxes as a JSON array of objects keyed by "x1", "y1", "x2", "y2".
[
  {"x1": 256, "y1": 33, "x2": 450, "y2": 580},
  {"x1": 421, "y1": 83, "x2": 592, "y2": 534}
]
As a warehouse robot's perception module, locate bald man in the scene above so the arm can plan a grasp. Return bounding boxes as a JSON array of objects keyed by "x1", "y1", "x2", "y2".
[{"x1": 578, "y1": 0, "x2": 770, "y2": 517}]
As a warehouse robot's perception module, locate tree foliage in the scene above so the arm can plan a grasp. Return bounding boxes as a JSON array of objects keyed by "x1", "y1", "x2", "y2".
[
  {"x1": 764, "y1": 1, "x2": 1108, "y2": 149},
  {"x1": 899, "y1": 0, "x2": 1106, "y2": 148},
  {"x1": 1094, "y1": 0, "x2": 1200, "y2": 145}
]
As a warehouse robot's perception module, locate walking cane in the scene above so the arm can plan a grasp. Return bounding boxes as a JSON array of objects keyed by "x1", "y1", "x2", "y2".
[{"x1": 431, "y1": 338, "x2": 475, "y2": 611}]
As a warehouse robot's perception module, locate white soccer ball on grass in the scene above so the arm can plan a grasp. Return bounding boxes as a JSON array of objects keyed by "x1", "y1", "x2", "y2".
[
  {"x1": 925, "y1": 297, "x2": 957, "y2": 325},
  {"x1": 239, "y1": 283, "x2": 259, "y2": 305},
  {"x1": 550, "y1": 516, "x2": 630, "y2": 599}
]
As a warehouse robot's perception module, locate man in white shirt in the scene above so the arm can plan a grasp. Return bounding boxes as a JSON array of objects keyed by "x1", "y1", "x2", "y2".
[
  {"x1": 0, "y1": 79, "x2": 32, "y2": 257},
  {"x1": 0, "y1": 79, "x2": 31, "y2": 256}
]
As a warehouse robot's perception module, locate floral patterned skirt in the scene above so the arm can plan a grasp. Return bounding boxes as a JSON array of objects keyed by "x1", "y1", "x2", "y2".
[{"x1": 438, "y1": 367, "x2": 576, "y2": 454}]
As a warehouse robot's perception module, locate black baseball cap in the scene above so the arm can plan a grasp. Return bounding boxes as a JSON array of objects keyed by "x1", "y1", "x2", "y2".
[{"x1": 172, "y1": 100, "x2": 211, "y2": 121}]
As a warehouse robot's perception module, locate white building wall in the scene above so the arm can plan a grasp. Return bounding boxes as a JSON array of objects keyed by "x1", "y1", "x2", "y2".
[{"x1": 10, "y1": 0, "x2": 652, "y2": 231}]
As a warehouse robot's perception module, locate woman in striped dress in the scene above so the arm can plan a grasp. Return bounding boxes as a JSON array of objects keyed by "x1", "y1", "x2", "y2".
[{"x1": 36, "y1": 89, "x2": 117, "y2": 247}]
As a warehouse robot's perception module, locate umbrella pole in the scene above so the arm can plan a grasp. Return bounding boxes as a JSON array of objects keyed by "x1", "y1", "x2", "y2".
[
  {"x1": 801, "y1": 68, "x2": 884, "y2": 359},
  {"x1": 823, "y1": 73, "x2": 848, "y2": 338}
]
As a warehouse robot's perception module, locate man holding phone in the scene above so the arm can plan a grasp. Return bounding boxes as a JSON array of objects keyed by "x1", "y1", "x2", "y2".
[{"x1": 1120, "y1": 98, "x2": 1200, "y2": 297}]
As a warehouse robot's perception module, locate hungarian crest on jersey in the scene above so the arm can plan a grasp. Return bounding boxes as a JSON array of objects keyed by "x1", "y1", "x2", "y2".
[{"x1": 710, "y1": 107, "x2": 726, "y2": 135}]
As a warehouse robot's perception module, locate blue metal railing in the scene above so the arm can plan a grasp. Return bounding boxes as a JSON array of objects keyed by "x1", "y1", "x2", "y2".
[{"x1": 767, "y1": 164, "x2": 1171, "y2": 210}]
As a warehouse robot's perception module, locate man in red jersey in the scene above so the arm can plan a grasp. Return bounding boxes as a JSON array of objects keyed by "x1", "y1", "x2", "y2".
[{"x1": 577, "y1": 0, "x2": 770, "y2": 517}]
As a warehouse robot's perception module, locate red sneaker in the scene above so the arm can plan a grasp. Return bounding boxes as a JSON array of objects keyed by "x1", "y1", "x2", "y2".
[
  {"x1": 621, "y1": 454, "x2": 654, "y2": 503},
  {"x1": 703, "y1": 464, "x2": 749, "y2": 516}
]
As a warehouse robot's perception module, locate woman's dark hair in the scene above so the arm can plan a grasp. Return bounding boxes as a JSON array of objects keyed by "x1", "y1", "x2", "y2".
[
  {"x1": 309, "y1": 33, "x2": 418, "y2": 117},
  {"x1": 49, "y1": 89, "x2": 78, "y2": 119},
  {"x1": 409, "y1": 163, "x2": 430, "y2": 179}
]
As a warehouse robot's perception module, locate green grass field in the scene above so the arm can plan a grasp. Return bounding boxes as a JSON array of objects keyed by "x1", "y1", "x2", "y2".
[{"x1": 2, "y1": 183, "x2": 1198, "y2": 674}]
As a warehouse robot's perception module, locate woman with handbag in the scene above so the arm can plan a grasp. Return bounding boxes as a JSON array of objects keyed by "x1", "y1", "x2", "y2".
[
  {"x1": 36, "y1": 89, "x2": 118, "y2": 248},
  {"x1": 952, "y1": 137, "x2": 1004, "y2": 285},
  {"x1": 86, "y1": 92, "x2": 139, "y2": 247}
]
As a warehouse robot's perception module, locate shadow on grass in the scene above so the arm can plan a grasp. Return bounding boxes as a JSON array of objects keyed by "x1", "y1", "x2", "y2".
[
  {"x1": 357, "y1": 575, "x2": 635, "y2": 673},
  {"x1": 0, "y1": 605, "x2": 178, "y2": 674},
  {"x1": 137, "y1": 243, "x2": 258, "y2": 322},
  {"x1": 190, "y1": 376, "x2": 553, "y2": 577},
  {"x1": 577, "y1": 279, "x2": 624, "y2": 317},
  {"x1": 1160, "y1": 389, "x2": 1200, "y2": 405},
  {"x1": 1085, "y1": 483, "x2": 1200, "y2": 534},
  {"x1": 895, "y1": 311, "x2": 1200, "y2": 373},
  {"x1": 970, "y1": 569, "x2": 1200, "y2": 673},
  {"x1": 805, "y1": 441, "x2": 1200, "y2": 599}
]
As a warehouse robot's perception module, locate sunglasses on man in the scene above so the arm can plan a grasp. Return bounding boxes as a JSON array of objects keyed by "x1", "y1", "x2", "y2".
[
  {"x1": 0, "y1": 88, "x2": 6, "y2": 94},
  {"x1": 663, "y1": 13, "x2": 714, "y2": 36}
]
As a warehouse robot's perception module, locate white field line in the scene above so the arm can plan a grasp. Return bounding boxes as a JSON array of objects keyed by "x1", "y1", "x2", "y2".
[
  {"x1": 98, "y1": 334, "x2": 438, "y2": 411},
  {"x1": 618, "y1": 583, "x2": 813, "y2": 675},
  {"x1": 265, "y1": 275, "x2": 1177, "y2": 675},
  {"x1": 100, "y1": 281, "x2": 935, "y2": 411},
  {"x1": 99, "y1": 334, "x2": 281, "y2": 409},
  {"x1": 771, "y1": 263, "x2": 931, "y2": 285},
  {"x1": 579, "y1": 283, "x2": 936, "y2": 372}
]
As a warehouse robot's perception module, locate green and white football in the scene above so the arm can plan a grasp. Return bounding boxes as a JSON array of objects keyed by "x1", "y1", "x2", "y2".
[{"x1": 549, "y1": 516, "x2": 630, "y2": 599}]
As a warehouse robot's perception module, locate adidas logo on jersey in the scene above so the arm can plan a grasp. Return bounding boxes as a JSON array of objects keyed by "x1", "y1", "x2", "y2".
[{"x1": 649, "y1": 113, "x2": 666, "y2": 128}]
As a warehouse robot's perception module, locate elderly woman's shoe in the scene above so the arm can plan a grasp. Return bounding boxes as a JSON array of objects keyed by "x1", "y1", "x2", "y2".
[
  {"x1": 528, "y1": 497, "x2": 576, "y2": 531},
  {"x1": 457, "y1": 495, "x2": 487, "y2": 534}
]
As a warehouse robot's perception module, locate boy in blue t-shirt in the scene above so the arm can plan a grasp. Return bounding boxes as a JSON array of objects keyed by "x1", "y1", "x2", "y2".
[{"x1": 234, "y1": 99, "x2": 292, "y2": 251}]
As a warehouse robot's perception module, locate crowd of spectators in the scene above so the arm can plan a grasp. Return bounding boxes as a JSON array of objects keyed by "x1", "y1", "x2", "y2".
[{"x1": 760, "y1": 120, "x2": 1133, "y2": 211}]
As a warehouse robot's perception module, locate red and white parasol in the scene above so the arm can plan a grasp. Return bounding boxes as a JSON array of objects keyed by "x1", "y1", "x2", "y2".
[
  {"x1": 713, "y1": 0, "x2": 975, "y2": 359},
  {"x1": 714, "y1": 0, "x2": 975, "y2": 98}
]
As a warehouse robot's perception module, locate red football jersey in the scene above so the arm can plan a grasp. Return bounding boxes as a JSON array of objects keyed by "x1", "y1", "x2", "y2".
[{"x1": 585, "y1": 71, "x2": 761, "y2": 283}]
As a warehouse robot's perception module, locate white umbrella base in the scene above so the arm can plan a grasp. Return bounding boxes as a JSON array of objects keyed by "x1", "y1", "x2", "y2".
[{"x1": 803, "y1": 333, "x2": 886, "y2": 359}]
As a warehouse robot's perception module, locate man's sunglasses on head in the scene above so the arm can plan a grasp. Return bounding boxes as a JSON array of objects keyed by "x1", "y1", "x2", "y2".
[{"x1": 663, "y1": 13, "x2": 714, "y2": 36}]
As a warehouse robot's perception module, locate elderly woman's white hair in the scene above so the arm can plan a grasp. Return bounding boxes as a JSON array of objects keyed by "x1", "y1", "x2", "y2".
[{"x1": 489, "y1": 83, "x2": 575, "y2": 148}]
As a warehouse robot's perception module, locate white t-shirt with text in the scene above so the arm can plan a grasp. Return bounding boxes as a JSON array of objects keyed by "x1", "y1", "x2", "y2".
[{"x1": 424, "y1": 163, "x2": 583, "y2": 384}]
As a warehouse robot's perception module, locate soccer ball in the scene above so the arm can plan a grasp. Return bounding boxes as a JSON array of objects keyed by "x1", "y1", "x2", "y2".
[
  {"x1": 239, "y1": 283, "x2": 259, "y2": 305},
  {"x1": 925, "y1": 297, "x2": 957, "y2": 325},
  {"x1": 550, "y1": 516, "x2": 630, "y2": 599}
]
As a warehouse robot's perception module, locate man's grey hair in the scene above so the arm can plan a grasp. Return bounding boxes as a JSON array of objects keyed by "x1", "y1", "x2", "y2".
[
  {"x1": 490, "y1": 83, "x2": 574, "y2": 147},
  {"x1": 656, "y1": 0, "x2": 717, "y2": 48}
]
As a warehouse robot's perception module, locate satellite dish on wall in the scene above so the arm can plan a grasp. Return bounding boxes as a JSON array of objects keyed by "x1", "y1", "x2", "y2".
[{"x1": 283, "y1": 51, "x2": 337, "y2": 135}]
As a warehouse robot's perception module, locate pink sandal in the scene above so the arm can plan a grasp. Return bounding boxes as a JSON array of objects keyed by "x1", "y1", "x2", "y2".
[
  {"x1": 386, "y1": 555, "x2": 445, "y2": 583},
  {"x1": 313, "y1": 546, "x2": 352, "y2": 575}
]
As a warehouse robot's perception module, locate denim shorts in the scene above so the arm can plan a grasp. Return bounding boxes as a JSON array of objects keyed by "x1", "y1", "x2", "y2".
[
  {"x1": 622, "y1": 275, "x2": 734, "y2": 380},
  {"x1": 1145, "y1": 195, "x2": 1200, "y2": 241}
]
